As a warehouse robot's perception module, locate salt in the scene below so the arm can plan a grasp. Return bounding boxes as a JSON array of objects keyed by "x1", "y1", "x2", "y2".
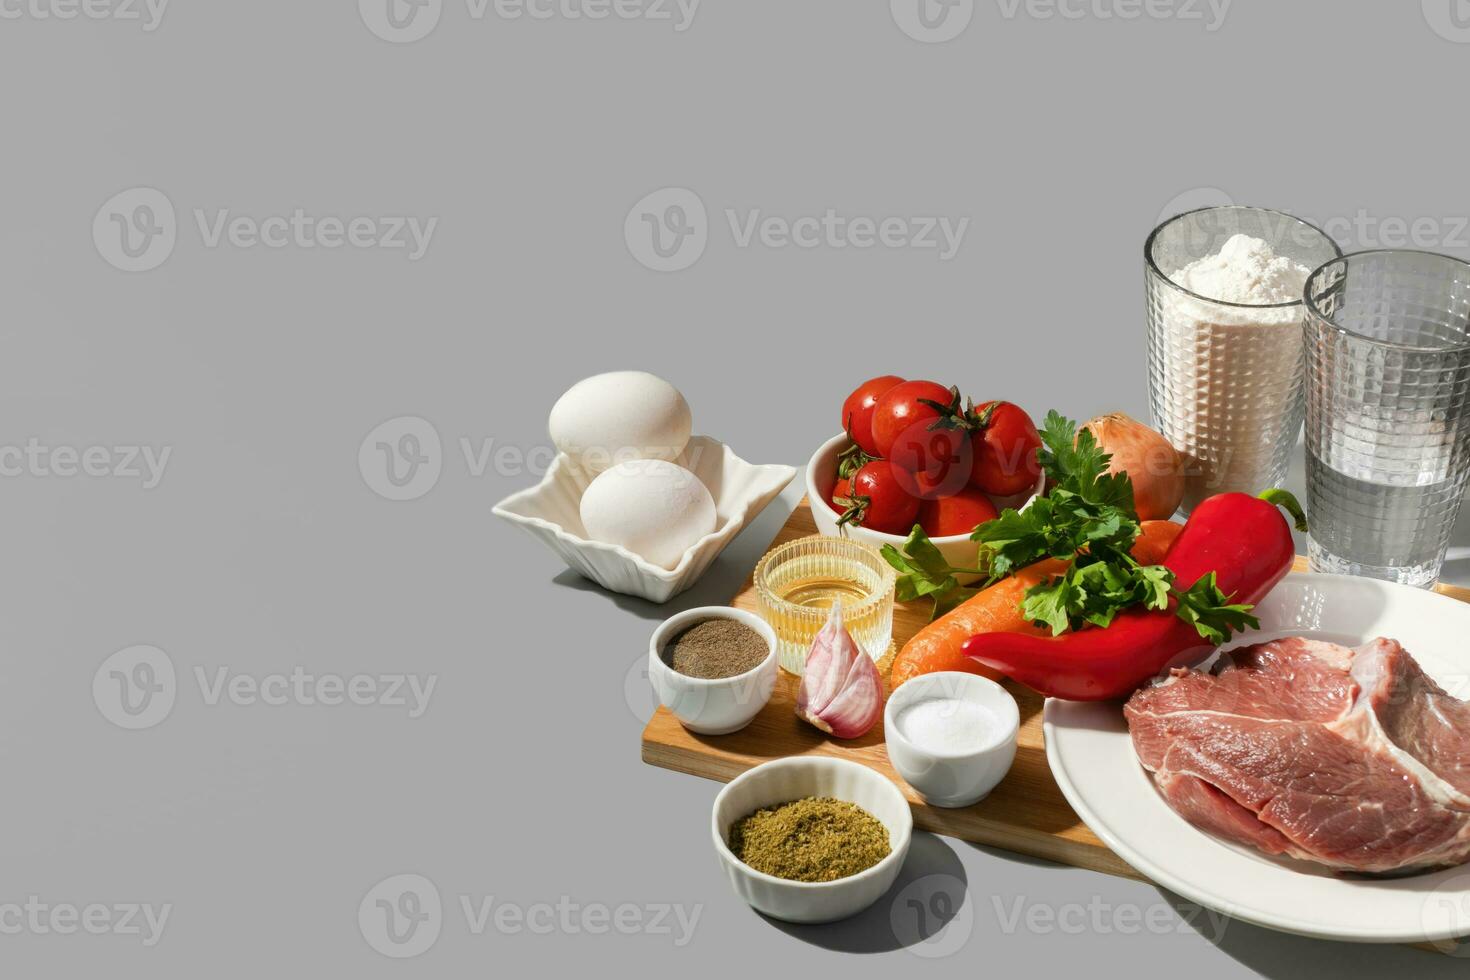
[{"x1": 894, "y1": 697, "x2": 996, "y2": 755}]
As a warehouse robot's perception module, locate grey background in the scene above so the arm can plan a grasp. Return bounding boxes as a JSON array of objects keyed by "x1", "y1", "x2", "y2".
[{"x1": 6, "y1": 0, "x2": 1470, "y2": 974}]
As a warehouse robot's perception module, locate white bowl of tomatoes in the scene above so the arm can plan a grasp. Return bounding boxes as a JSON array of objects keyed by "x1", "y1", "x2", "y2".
[{"x1": 807, "y1": 377, "x2": 1045, "y2": 579}]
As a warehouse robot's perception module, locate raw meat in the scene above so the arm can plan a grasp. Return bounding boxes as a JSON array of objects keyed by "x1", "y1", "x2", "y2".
[{"x1": 1125, "y1": 636, "x2": 1470, "y2": 874}]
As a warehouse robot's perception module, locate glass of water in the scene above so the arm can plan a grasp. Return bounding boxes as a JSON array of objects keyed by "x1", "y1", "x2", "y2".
[{"x1": 1303, "y1": 250, "x2": 1470, "y2": 588}]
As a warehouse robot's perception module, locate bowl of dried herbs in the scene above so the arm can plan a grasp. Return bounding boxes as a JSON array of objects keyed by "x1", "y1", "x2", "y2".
[{"x1": 710, "y1": 757, "x2": 912, "y2": 924}]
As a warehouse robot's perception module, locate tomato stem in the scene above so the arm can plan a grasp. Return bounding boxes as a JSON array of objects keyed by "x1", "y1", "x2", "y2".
[{"x1": 834, "y1": 493, "x2": 870, "y2": 528}]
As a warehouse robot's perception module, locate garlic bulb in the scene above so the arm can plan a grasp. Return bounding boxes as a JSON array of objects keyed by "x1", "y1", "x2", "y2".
[{"x1": 796, "y1": 601, "x2": 883, "y2": 739}]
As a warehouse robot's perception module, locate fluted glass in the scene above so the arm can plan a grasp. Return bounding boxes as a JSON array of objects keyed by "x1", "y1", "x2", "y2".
[
  {"x1": 1146, "y1": 207, "x2": 1342, "y2": 513},
  {"x1": 1304, "y1": 250, "x2": 1470, "y2": 588}
]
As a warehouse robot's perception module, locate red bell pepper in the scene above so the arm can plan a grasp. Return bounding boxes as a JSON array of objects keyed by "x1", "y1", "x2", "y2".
[{"x1": 963, "y1": 490, "x2": 1305, "y2": 702}]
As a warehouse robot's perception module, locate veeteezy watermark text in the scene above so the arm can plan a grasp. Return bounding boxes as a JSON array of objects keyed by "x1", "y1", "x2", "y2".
[
  {"x1": 624, "y1": 188, "x2": 969, "y2": 273},
  {"x1": 1424, "y1": 0, "x2": 1470, "y2": 43},
  {"x1": 359, "y1": 0, "x2": 699, "y2": 43},
  {"x1": 93, "y1": 187, "x2": 437, "y2": 272},
  {"x1": 892, "y1": 0, "x2": 1229, "y2": 43},
  {"x1": 0, "y1": 897, "x2": 171, "y2": 946},
  {"x1": 0, "y1": 440, "x2": 170, "y2": 488},
  {"x1": 0, "y1": 0, "x2": 167, "y2": 30},
  {"x1": 358, "y1": 874, "x2": 701, "y2": 958},
  {"x1": 992, "y1": 895, "x2": 1230, "y2": 939},
  {"x1": 93, "y1": 645, "x2": 437, "y2": 730},
  {"x1": 886, "y1": 874, "x2": 1232, "y2": 959},
  {"x1": 1158, "y1": 188, "x2": 1470, "y2": 253},
  {"x1": 993, "y1": 0, "x2": 1229, "y2": 28},
  {"x1": 358, "y1": 415, "x2": 709, "y2": 501}
]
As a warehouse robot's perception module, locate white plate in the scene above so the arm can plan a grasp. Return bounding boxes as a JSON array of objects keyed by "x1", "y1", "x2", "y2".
[{"x1": 1044, "y1": 573, "x2": 1470, "y2": 946}]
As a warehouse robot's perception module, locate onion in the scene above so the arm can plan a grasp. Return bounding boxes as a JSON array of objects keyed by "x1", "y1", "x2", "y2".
[{"x1": 1084, "y1": 413, "x2": 1185, "y2": 521}]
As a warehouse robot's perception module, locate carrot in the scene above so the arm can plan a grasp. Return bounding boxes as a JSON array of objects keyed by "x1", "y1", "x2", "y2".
[
  {"x1": 1131, "y1": 518, "x2": 1184, "y2": 566},
  {"x1": 889, "y1": 520, "x2": 1184, "y2": 689}
]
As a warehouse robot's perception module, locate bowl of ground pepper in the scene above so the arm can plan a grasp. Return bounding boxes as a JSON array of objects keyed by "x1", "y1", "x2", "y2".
[
  {"x1": 711, "y1": 757, "x2": 913, "y2": 923},
  {"x1": 648, "y1": 607, "x2": 778, "y2": 735}
]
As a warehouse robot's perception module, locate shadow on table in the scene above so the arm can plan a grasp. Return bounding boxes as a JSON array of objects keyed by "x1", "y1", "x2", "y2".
[
  {"x1": 763, "y1": 832, "x2": 967, "y2": 953},
  {"x1": 962, "y1": 842, "x2": 1466, "y2": 974},
  {"x1": 1142, "y1": 882, "x2": 1470, "y2": 978}
]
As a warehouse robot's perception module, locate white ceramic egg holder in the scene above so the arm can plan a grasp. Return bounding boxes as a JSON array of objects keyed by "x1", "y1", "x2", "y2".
[{"x1": 493, "y1": 436, "x2": 795, "y2": 603}]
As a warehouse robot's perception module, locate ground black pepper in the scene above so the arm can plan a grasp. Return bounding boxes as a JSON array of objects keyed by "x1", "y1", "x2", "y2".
[{"x1": 662, "y1": 618, "x2": 769, "y2": 679}]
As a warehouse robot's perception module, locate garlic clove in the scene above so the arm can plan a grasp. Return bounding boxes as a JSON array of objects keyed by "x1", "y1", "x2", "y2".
[
  {"x1": 796, "y1": 600, "x2": 884, "y2": 740},
  {"x1": 797, "y1": 600, "x2": 850, "y2": 716},
  {"x1": 810, "y1": 650, "x2": 883, "y2": 739}
]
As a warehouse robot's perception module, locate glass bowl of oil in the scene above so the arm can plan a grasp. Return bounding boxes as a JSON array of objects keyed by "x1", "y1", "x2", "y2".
[{"x1": 753, "y1": 535, "x2": 897, "y2": 675}]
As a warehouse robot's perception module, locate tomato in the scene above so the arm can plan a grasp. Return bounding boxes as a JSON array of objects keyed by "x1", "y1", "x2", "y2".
[
  {"x1": 918, "y1": 486, "x2": 999, "y2": 538},
  {"x1": 828, "y1": 476, "x2": 852, "y2": 514},
  {"x1": 970, "y1": 401, "x2": 1043, "y2": 497},
  {"x1": 841, "y1": 461, "x2": 920, "y2": 536},
  {"x1": 893, "y1": 431, "x2": 972, "y2": 501},
  {"x1": 840, "y1": 376, "x2": 904, "y2": 456},
  {"x1": 872, "y1": 380, "x2": 956, "y2": 464},
  {"x1": 911, "y1": 468, "x2": 949, "y2": 499}
]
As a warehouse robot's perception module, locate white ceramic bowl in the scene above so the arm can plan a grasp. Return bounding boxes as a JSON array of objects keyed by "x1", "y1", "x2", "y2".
[
  {"x1": 884, "y1": 671, "x2": 1019, "y2": 808},
  {"x1": 494, "y1": 436, "x2": 796, "y2": 604},
  {"x1": 711, "y1": 757, "x2": 913, "y2": 924},
  {"x1": 647, "y1": 607, "x2": 778, "y2": 735},
  {"x1": 806, "y1": 433, "x2": 1041, "y2": 582}
]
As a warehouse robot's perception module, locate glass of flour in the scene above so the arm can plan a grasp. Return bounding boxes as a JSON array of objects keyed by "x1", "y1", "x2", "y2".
[{"x1": 1145, "y1": 207, "x2": 1342, "y2": 513}]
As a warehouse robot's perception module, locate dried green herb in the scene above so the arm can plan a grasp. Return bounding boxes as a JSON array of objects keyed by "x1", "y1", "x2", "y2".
[{"x1": 728, "y1": 797, "x2": 890, "y2": 882}]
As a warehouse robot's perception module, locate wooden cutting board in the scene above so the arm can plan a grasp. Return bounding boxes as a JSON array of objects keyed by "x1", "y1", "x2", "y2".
[{"x1": 640, "y1": 500, "x2": 1470, "y2": 944}]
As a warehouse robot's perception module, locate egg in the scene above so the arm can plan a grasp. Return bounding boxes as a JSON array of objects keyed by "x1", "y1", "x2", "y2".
[
  {"x1": 549, "y1": 371, "x2": 692, "y2": 475},
  {"x1": 579, "y1": 460, "x2": 718, "y2": 570}
]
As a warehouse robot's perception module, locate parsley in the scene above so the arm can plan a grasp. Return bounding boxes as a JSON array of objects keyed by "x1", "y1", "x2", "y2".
[
  {"x1": 1020, "y1": 569, "x2": 1082, "y2": 636},
  {"x1": 879, "y1": 527, "x2": 982, "y2": 620},
  {"x1": 974, "y1": 412, "x2": 1141, "y2": 583},
  {"x1": 1172, "y1": 572, "x2": 1260, "y2": 645},
  {"x1": 881, "y1": 410, "x2": 1258, "y2": 645},
  {"x1": 1037, "y1": 410, "x2": 1137, "y2": 512}
]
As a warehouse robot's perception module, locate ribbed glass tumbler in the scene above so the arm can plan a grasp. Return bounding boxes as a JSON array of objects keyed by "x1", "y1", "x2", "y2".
[
  {"x1": 1303, "y1": 250, "x2": 1470, "y2": 588},
  {"x1": 1145, "y1": 207, "x2": 1342, "y2": 513},
  {"x1": 753, "y1": 536, "x2": 896, "y2": 675}
]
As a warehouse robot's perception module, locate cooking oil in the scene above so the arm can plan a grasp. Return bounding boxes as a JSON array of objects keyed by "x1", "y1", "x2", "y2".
[
  {"x1": 777, "y1": 575, "x2": 873, "y2": 608},
  {"x1": 753, "y1": 536, "x2": 897, "y2": 674}
]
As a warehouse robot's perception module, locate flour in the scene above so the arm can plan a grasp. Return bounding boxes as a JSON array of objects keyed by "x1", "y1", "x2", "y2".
[
  {"x1": 1171, "y1": 234, "x2": 1312, "y2": 317},
  {"x1": 1150, "y1": 234, "x2": 1318, "y2": 511}
]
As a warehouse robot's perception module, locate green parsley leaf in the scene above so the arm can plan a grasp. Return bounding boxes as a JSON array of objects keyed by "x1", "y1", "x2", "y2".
[
  {"x1": 1035, "y1": 410, "x2": 1139, "y2": 517},
  {"x1": 1073, "y1": 560, "x2": 1137, "y2": 627},
  {"x1": 942, "y1": 410, "x2": 1260, "y2": 645},
  {"x1": 1172, "y1": 572, "x2": 1261, "y2": 645},
  {"x1": 1022, "y1": 558, "x2": 1177, "y2": 635},
  {"x1": 972, "y1": 503, "x2": 1054, "y2": 580},
  {"x1": 1136, "y1": 563, "x2": 1174, "y2": 611},
  {"x1": 1022, "y1": 570, "x2": 1081, "y2": 636},
  {"x1": 1038, "y1": 412, "x2": 1103, "y2": 492},
  {"x1": 880, "y1": 527, "x2": 983, "y2": 621},
  {"x1": 1091, "y1": 470, "x2": 1138, "y2": 514}
]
